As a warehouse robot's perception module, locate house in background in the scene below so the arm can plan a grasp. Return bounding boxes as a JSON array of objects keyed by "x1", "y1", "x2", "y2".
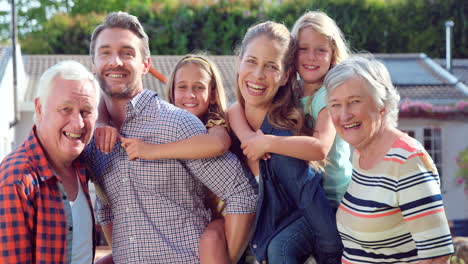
[
  {"x1": 0, "y1": 45, "x2": 27, "y2": 158},
  {"x1": 377, "y1": 53, "x2": 468, "y2": 224},
  {"x1": 1, "y1": 50, "x2": 467, "y2": 225}
]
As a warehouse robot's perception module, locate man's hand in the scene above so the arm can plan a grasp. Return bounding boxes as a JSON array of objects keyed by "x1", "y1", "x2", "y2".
[
  {"x1": 121, "y1": 137, "x2": 154, "y2": 161},
  {"x1": 95, "y1": 125, "x2": 119, "y2": 154},
  {"x1": 241, "y1": 130, "x2": 271, "y2": 161}
]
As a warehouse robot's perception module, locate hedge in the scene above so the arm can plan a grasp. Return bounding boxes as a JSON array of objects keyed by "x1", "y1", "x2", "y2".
[{"x1": 20, "y1": 0, "x2": 467, "y2": 58}]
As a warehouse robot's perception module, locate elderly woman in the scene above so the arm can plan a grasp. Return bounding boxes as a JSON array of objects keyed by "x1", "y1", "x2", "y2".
[{"x1": 324, "y1": 55, "x2": 454, "y2": 263}]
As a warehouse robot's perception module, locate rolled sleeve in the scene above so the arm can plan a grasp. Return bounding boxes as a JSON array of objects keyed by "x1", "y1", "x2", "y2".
[
  {"x1": 175, "y1": 112, "x2": 258, "y2": 215},
  {"x1": 194, "y1": 153, "x2": 257, "y2": 215}
]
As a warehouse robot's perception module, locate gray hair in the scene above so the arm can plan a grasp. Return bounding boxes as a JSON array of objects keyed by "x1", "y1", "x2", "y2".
[
  {"x1": 324, "y1": 54, "x2": 400, "y2": 127},
  {"x1": 90, "y1": 11, "x2": 150, "y2": 61},
  {"x1": 34, "y1": 60, "x2": 100, "y2": 124}
]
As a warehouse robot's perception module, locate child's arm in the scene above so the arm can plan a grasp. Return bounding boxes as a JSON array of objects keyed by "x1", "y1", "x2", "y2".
[
  {"x1": 242, "y1": 108, "x2": 336, "y2": 161},
  {"x1": 120, "y1": 125, "x2": 231, "y2": 161},
  {"x1": 95, "y1": 96, "x2": 120, "y2": 154},
  {"x1": 227, "y1": 102, "x2": 257, "y2": 143}
]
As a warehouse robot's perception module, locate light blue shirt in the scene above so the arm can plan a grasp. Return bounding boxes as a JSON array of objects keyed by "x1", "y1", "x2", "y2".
[{"x1": 300, "y1": 86, "x2": 352, "y2": 208}]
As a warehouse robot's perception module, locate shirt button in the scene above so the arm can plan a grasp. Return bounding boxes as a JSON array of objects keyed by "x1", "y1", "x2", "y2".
[
  {"x1": 69, "y1": 226, "x2": 73, "y2": 231},
  {"x1": 129, "y1": 236, "x2": 135, "y2": 241},
  {"x1": 125, "y1": 208, "x2": 130, "y2": 213},
  {"x1": 122, "y1": 178, "x2": 128, "y2": 183},
  {"x1": 252, "y1": 244, "x2": 257, "y2": 249}
]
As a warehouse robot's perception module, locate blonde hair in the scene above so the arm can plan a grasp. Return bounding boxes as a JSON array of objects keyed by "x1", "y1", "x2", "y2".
[
  {"x1": 167, "y1": 53, "x2": 227, "y2": 124},
  {"x1": 291, "y1": 10, "x2": 350, "y2": 67},
  {"x1": 235, "y1": 21, "x2": 304, "y2": 135}
]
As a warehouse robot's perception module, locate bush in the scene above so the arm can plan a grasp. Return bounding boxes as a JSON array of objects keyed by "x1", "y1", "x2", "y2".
[{"x1": 19, "y1": 0, "x2": 468, "y2": 58}]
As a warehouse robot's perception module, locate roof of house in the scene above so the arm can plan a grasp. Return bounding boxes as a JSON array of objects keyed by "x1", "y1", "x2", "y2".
[
  {"x1": 375, "y1": 53, "x2": 468, "y2": 105},
  {"x1": 22, "y1": 54, "x2": 238, "y2": 109},
  {"x1": 434, "y1": 58, "x2": 468, "y2": 85},
  {"x1": 20, "y1": 53, "x2": 468, "y2": 111}
]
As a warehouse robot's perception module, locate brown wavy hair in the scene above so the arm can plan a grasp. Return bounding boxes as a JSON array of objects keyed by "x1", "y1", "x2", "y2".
[{"x1": 235, "y1": 21, "x2": 304, "y2": 135}]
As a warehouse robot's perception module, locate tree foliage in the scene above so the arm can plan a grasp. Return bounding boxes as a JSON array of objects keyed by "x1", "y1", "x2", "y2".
[{"x1": 3, "y1": 0, "x2": 466, "y2": 57}]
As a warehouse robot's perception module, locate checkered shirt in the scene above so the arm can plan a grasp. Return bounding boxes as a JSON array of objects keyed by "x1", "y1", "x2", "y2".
[
  {"x1": 83, "y1": 89, "x2": 257, "y2": 263},
  {"x1": 0, "y1": 127, "x2": 95, "y2": 264}
]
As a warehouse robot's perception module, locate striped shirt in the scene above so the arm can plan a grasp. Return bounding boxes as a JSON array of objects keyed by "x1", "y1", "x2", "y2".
[
  {"x1": 337, "y1": 133, "x2": 453, "y2": 263},
  {"x1": 0, "y1": 127, "x2": 95, "y2": 264},
  {"x1": 83, "y1": 89, "x2": 257, "y2": 263}
]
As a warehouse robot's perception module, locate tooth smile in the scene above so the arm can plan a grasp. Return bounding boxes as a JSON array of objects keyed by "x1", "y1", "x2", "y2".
[
  {"x1": 246, "y1": 81, "x2": 266, "y2": 91},
  {"x1": 304, "y1": 65, "x2": 318, "y2": 70},
  {"x1": 107, "y1": 74, "x2": 125, "y2": 78},
  {"x1": 65, "y1": 132, "x2": 81, "y2": 139},
  {"x1": 344, "y1": 123, "x2": 360, "y2": 129},
  {"x1": 183, "y1": 103, "x2": 197, "y2": 107}
]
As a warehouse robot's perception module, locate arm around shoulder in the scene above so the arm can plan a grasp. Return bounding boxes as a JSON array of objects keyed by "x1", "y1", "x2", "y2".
[
  {"x1": 227, "y1": 102, "x2": 256, "y2": 143},
  {"x1": 121, "y1": 125, "x2": 231, "y2": 160}
]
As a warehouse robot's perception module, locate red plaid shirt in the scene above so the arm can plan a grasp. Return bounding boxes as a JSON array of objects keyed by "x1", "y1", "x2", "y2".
[{"x1": 0, "y1": 127, "x2": 95, "y2": 264}]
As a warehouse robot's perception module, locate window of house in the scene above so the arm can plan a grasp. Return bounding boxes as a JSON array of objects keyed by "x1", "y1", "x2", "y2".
[{"x1": 403, "y1": 127, "x2": 443, "y2": 185}]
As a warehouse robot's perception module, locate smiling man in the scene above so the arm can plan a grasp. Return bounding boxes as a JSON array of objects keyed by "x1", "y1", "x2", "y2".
[
  {"x1": 83, "y1": 12, "x2": 257, "y2": 264},
  {"x1": 0, "y1": 60, "x2": 100, "y2": 263}
]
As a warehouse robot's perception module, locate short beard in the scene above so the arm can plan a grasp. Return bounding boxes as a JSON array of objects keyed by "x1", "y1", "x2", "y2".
[{"x1": 98, "y1": 76, "x2": 137, "y2": 99}]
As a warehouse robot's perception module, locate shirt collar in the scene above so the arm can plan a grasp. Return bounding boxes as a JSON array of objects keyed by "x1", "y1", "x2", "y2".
[
  {"x1": 26, "y1": 126, "x2": 85, "y2": 182},
  {"x1": 128, "y1": 89, "x2": 158, "y2": 114}
]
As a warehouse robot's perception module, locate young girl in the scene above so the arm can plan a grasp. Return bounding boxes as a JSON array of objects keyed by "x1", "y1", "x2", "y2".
[
  {"x1": 94, "y1": 53, "x2": 251, "y2": 264},
  {"x1": 292, "y1": 10, "x2": 352, "y2": 210},
  {"x1": 231, "y1": 20, "x2": 342, "y2": 264},
  {"x1": 229, "y1": 11, "x2": 352, "y2": 263}
]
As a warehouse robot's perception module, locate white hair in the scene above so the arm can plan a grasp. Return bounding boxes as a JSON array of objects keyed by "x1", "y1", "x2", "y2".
[
  {"x1": 324, "y1": 54, "x2": 400, "y2": 128},
  {"x1": 34, "y1": 60, "x2": 100, "y2": 124}
]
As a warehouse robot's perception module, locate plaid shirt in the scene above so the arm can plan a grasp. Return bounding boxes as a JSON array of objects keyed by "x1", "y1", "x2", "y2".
[
  {"x1": 83, "y1": 89, "x2": 257, "y2": 263},
  {"x1": 0, "y1": 127, "x2": 95, "y2": 264}
]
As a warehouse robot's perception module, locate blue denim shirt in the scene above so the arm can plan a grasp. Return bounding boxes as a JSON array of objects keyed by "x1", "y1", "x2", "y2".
[{"x1": 250, "y1": 117, "x2": 326, "y2": 262}]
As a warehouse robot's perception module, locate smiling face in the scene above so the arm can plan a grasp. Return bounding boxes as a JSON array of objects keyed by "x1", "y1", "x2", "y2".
[
  {"x1": 173, "y1": 63, "x2": 213, "y2": 119},
  {"x1": 297, "y1": 27, "x2": 334, "y2": 94},
  {"x1": 237, "y1": 35, "x2": 289, "y2": 110},
  {"x1": 327, "y1": 77, "x2": 384, "y2": 152},
  {"x1": 92, "y1": 27, "x2": 150, "y2": 99},
  {"x1": 35, "y1": 76, "x2": 98, "y2": 165}
]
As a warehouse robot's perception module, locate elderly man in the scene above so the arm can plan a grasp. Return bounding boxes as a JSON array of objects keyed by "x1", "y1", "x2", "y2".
[
  {"x1": 83, "y1": 12, "x2": 257, "y2": 263},
  {"x1": 0, "y1": 60, "x2": 100, "y2": 263}
]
